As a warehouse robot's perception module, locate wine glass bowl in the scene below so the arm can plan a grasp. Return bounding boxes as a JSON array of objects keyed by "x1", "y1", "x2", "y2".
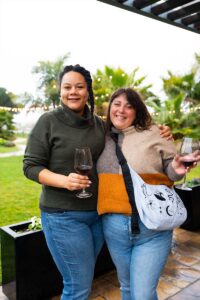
[
  {"x1": 74, "y1": 147, "x2": 93, "y2": 198},
  {"x1": 179, "y1": 137, "x2": 199, "y2": 190}
]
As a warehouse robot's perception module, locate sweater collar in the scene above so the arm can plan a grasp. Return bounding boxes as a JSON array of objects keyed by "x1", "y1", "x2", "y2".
[
  {"x1": 111, "y1": 125, "x2": 136, "y2": 135},
  {"x1": 58, "y1": 102, "x2": 92, "y2": 127}
]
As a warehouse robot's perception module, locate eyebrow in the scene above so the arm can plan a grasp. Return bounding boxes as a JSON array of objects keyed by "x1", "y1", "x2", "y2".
[
  {"x1": 113, "y1": 100, "x2": 128, "y2": 104},
  {"x1": 62, "y1": 82, "x2": 86, "y2": 85}
]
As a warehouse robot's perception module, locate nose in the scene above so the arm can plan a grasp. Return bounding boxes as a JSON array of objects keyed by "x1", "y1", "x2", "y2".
[
  {"x1": 118, "y1": 105, "x2": 125, "y2": 113},
  {"x1": 69, "y1": 86, "x2": 77, "y2": 94}
]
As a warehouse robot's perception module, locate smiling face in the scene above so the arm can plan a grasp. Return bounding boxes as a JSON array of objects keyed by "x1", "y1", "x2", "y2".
[
  {"x1": 110, "y1": 94, "x2": 136, "y2": 130},
  {"x1": 60, "y1": 71, "x2": 89, "y2": 115}
]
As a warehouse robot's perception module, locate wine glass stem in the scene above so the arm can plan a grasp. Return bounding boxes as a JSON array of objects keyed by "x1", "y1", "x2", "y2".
[{"x1": 182, "y1": 175, "x2": 187, "y2": 188}]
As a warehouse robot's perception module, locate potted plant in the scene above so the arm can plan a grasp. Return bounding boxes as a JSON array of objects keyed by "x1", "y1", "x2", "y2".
[{"x1": 0, "y1": 217, "x2": 114, "y2": 300}]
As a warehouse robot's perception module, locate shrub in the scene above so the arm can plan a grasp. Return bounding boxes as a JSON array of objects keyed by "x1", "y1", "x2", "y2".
[{"x1": 0, "y1": 110, "x2": 16, "y2": 140}]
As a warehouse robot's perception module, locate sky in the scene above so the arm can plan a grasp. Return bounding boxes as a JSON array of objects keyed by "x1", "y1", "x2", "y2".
[{"x1": 0, "y1": 0, "x2": 200, "y2": 99}]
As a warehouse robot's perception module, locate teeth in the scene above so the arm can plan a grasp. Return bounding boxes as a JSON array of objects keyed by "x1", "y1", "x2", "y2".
[{"x1": 116, "y1": 115, "x2": 125, "y2": 120}]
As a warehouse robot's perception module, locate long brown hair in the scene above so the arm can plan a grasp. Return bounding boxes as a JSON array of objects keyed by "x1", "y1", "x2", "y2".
[{"x1": 106, "y1": 88, "x2": 152, "y2": 131}]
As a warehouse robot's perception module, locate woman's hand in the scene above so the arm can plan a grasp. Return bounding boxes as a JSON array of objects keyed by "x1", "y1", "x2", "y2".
[
  {"x1": 38, "y1": 169, "x2": 91, "y2": 191},
  {"x1": 172, "y1": 151, "x2": 200, "y2": 175},
  {"x1": 64, "y1": 173, "x2": 91, "y2": 191},
  {"x1": 158, "y1": 124, "x2": 173, "y2": 140}
]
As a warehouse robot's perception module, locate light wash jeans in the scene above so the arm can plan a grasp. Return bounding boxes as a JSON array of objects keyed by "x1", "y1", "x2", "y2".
[
  {"x1": 102, "y1": 214, "x2": 172, "y2": 300},
  {"x1": 41, "y1": 210, "x2": 104, "y2": 300}
]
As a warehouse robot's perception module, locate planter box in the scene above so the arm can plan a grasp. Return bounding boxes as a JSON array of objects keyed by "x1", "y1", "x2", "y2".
[
  {"x1": 175, "y1": 184, "x2": 200, "y2": 230},
  {"x1": 0, "y1": 220, "x2": 114, "y2": 300},
  {"x1": 0, "y1": 220, "x2": 63, "y2": 300}
]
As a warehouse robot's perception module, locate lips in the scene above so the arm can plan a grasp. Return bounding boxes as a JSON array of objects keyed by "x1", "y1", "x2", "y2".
[{"x1": 68, "y1": 98, "x2": 80, "y2": 102}]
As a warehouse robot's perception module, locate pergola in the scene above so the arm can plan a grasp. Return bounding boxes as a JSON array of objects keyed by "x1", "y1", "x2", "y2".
[{"x1": 97, "y1": 0, "x2": 200, "y2": 34}]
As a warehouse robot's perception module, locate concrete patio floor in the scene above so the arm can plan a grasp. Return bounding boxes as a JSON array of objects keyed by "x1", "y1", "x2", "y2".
[{"x1": 1, "y1": 227, "x2": 200, "y2": 300}]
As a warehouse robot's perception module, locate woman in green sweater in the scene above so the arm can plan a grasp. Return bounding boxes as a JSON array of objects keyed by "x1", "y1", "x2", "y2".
[
  {"x1": 23, "y1": 65, "x2": 106, "y2": 300},
  {"x1": 23, "y1": 65, "x2": 171, "y2": 300}
]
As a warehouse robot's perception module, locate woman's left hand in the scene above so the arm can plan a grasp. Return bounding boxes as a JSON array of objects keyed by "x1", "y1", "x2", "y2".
[
  {"x1": 172, "y1": 151, "x2": 200, "y2": 175},
  {"x1": 158, "y1": 124, "x2": 173, "y2": 140}
]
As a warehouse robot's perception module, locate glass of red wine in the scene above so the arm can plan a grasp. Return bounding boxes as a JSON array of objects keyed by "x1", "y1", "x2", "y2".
[
  {"x1": 179, "y1": 137, "x2": 199, "y2": 190},
  {"x1": 74, "y1": 147, "x2": 93, "y2": 198}
]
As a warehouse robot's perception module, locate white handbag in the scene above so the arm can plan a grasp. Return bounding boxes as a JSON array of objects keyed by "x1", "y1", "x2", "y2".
[
  {"x1": 111, "y1": 132, "x2": 187, "y2": 232},
  {"x1": 128, "y1": 164, "x2": 187, "y2": 231}
]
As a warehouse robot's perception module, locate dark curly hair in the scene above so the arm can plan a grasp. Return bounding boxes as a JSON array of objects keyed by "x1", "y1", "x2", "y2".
[
  {"x1": 58, "y1": 64, "x2": 94, "y2": 117},
  {"x1": 106, "y1": 88, "x2": 152, "y2": 131}
]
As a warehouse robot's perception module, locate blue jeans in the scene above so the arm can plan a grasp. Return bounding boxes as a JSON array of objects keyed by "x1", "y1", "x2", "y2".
[
  {"x1": 102, "y1": 214, "x2": 172, "y2": 300},
  {"x1": 41, "y1": 210, "x2": 104, "y2": 300}
]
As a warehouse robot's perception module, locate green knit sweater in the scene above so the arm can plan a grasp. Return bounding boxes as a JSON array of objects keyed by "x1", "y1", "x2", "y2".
[{"x1": 23, "y1": 104, "x2": 105, "y2": 212}]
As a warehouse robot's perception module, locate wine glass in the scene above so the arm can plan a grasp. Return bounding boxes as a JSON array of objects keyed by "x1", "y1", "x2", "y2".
[
  {"x1": 179, "y1": 137, "x2": 199, "y2": 190},
  {"x1": 74, "y1": 147, "x2": 93, "y2": 198}
]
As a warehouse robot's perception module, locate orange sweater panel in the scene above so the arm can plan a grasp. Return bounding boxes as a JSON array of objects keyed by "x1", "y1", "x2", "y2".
[
  {"x1": 98, "y1": 173, "x2": 132, "y2": 215},
  {"x1": 98, "y1": 173, "x2": 174, "y2": 215}
]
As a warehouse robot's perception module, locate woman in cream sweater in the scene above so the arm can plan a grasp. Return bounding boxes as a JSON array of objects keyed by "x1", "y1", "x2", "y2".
[{"x1": 97, "y1": 88, "x2": 200, "y2": 300}]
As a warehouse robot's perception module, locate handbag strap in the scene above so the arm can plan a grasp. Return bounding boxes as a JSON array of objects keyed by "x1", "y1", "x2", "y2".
[{"x1": 111, "y1": 132, "x2": 140, "y2": 234}]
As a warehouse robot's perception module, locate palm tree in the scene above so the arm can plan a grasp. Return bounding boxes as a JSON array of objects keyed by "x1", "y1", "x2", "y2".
[
  {"x1": 92, "y1": 66, "x2": 157, "y2": 115},
  {"x1": 147, "y1": 52, "x2": 200, "y2": 138},
  {"x1": 32, "y1": 53, "x2": 70, "y2": 108},
  {"x1": 162, "y1": 52, "x2": 200, "y2": 107}
]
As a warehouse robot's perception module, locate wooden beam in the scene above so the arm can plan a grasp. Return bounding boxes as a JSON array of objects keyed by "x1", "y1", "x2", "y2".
[
  {"x1": 181, "y1": 13, "x2": 200, "y2": 26},
  {"x1": 168, "y1": 2, "x2": 200, "y2": 21},
  {"x1": 133, "y1": 0, "x2": 159, "y2": 9},
  {"x1": 151, "y1": 0, "x2": 191, "y2": 16}
]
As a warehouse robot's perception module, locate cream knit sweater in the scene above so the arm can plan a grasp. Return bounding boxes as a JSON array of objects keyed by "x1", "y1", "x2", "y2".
[{"x1": 97, "y1": 124, "x2": 183, "y2": 215}]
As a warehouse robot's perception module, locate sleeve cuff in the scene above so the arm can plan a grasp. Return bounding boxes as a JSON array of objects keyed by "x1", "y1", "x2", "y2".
[
  {"x1": 166, "y1": 163, "x2": 184, "y2": 182},
  {"x1": 26, "y1": 166, "x2": 46, "y2": 183}
]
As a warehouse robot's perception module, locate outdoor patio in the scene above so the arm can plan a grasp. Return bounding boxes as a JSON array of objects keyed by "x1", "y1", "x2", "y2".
[{"x1": 1, "y1": 227, "x2": 200, "y2": 300}]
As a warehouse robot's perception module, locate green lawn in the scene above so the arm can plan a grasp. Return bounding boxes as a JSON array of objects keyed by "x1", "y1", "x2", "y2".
[
  {"x1": 0, "y1": 156, "x2": 40, "y2": 227},
  {"x1": 0, "y1": 145, "x2": 18, "y2": 153}
]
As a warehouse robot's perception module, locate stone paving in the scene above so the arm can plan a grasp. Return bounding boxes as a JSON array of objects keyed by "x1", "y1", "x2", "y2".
[{"x1": 1, "y1": 227, "x2": 200, "y2": 300}]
